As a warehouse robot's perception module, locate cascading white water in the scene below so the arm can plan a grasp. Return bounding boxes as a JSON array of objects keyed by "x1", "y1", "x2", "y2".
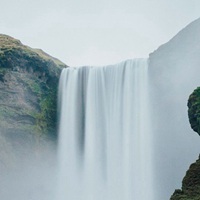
[{"x1": 57, "y1": 58, "x2": 153, "y2": 200}]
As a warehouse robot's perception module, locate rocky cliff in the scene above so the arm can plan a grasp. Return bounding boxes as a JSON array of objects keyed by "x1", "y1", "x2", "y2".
[
  {"x1": 170, "y1": 88, "x2": 200, "y2": 200},
  {"x1": 149, "y1": 18, "x2": 200, "y2": 199},
  {"x1": 170, "y1": 157, "x2": 200, "y2": 200},
  {"x1": 0, "y1": 34, "x2": 67, "y2": 169}
]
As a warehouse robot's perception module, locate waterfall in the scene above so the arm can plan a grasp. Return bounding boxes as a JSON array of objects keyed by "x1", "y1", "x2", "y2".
[{"x1": 57, "y1": 58, "x2": 153, "y2": 200}]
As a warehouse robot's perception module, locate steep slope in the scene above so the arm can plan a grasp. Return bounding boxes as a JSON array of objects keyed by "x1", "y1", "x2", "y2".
[
  {"x1": 0, "y1": 34, "x2": 67, "y2": 169},
  {"x1": 149, "y1": 18, "x2": 200, "y2": 199}
]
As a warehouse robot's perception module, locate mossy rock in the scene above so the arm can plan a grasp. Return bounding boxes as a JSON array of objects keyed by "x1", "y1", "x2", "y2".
[
  {"x1": 188, "y1": 87, "x2": 200, "y2": 135},
  {"x1": 170, "y1": 88, "x2": 200, "y2": 200},
  {"x1": 170, "y1": 158, "x2": 200, "y2": 200},
  {"x1": 0, "y1": 34, "x2": 67, "y2": 160}
]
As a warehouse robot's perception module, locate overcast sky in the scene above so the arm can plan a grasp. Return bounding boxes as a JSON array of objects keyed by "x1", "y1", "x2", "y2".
[{"x1": 0, "y1": 0, "x2": 200, "y2": 66}]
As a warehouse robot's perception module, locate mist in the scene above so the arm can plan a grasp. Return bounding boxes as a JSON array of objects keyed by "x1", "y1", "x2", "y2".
[
  {"x1": 149, "y1": 18, "x2": 200, "y2": 199},
  {"x1": 0, "y1": 134, "x2": 57, "y2": 200},
  {"x1": 0, "y1": 10, "x2": 200, "y2": 200}
]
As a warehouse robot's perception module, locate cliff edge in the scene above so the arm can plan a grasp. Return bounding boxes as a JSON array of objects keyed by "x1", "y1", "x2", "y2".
[{"x1": 0, "y1": 34, "x2": 67, "y2": 169}]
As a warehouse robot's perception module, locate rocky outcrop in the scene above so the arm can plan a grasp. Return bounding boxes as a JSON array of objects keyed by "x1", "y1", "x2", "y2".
[
  {"x1": 0, "y1": 34, "x2": 67, "y2": 168},
  {"x1": 170, "y1": 157, "x2": 200, "y2": 200},
  {"x1": 188, "y1": 87, "x2": 200, "y2": 135},
  {"x1": 170, "y1": 88, "x2": 200, "y2": 200}
]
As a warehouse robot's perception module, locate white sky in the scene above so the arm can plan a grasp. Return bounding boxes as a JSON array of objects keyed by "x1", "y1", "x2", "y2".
[{"x1": 0, "y1": 0, "x2": 200, "y2": 67}]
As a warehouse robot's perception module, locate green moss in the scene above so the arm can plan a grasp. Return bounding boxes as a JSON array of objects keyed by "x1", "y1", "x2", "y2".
[
  {"x1": 38, "y1": 87, "x2": 57, "y2": 133},
  {"x1": 188, "y1": 87, "x2": 200, "y2": 135},
  {"x1": 0, "y1": 68, "x2": 7, "y2": 74},
  {"x1": 0, "y1": 33, "x2": 66, "y2": 172},
  {"x1": 0, "y1": 34, "x2": 66, "y2": 141},
  {"x1": 25, "y1": 79, "x2": 42, "y2": 95},
  {"x1": 170, "y1": 89, "x2": 200, "y2": 200},
  {"x1": 170, "y1": 158, "x2": 200, "y2": 200},
  {"x1": 21, "y1": 76, "x2": 57, "y2": 134},
  {"x1": 0, "y1": 106, "x2": 16, "y2": 118}
]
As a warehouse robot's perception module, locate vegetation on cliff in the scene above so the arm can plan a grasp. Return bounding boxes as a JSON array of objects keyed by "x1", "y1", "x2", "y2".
[
  {"x1": 188, "y1": 87, "x2": 200, "y2": 135},
  {"x1": 0, "y1": 34, "x2": 67, "y2": 135},
  {"x1": 170, "y1": 87, "x2": 200, "y2": 200},
  {"x1": 0, "y1": 34, "x2": 67, "y2": 168},
  {"x1": 170, "y1": 157, "x2": 200, "y2": 200}
]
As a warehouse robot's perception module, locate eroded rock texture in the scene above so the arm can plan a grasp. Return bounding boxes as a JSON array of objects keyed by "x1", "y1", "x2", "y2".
[{"x1": 0, "y1": 34, "x2": 67, "y2": 169}]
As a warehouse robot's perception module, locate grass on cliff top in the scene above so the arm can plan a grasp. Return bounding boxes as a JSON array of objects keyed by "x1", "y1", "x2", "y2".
[
  {"x1": 0, "y1": 34, "x2": 66, "y2": 68},
  {"x1": 31, "y1": 48, "x2": 65, "y2": 67},
  {"x1": 0, "y1": 34, "x2": 22, "y2": 47}
]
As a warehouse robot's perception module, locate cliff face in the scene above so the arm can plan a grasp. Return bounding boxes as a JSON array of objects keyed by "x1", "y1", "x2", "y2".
[
  {"x1": 0, "y1": 34, "x2": 67, "y2": 169},
  {"x1": 149, "y1": 18, "x2": 200, "y2": 199},
  {"x1": 170, "y1": 158, "x2": 200, "y2": 200}
]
